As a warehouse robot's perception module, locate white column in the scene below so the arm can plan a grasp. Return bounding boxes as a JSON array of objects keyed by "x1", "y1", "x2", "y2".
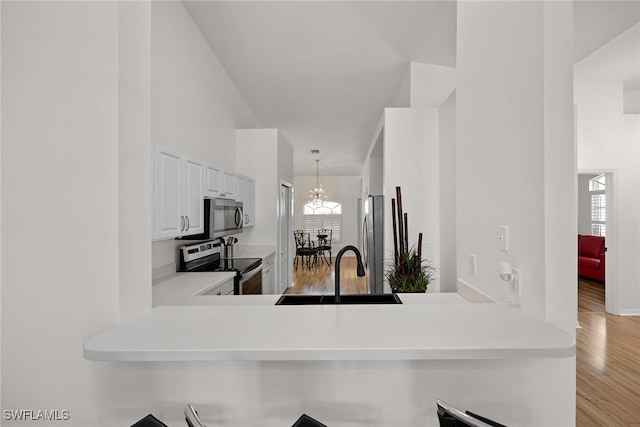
[
  {"x1": 118, "y1": 1, "x2": 152, "y2": 322},
  {"x1": 542, "y1": 1, "x2": 577, "y2": 335}
]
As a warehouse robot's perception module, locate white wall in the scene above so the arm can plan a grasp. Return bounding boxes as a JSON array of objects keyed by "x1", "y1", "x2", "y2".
[
  {"x1": 578, "y1": 174, "x2": 597, "y2": 235},
  {"x1": 293, "y1": 175, "x2": 362, "y2": 255},
  {"x1": 455, "y1": 4, "x2": 576, "y2": 417},
  {"x1": 457, "y1": 1, "x2": 545, "y2": 311},
  {"x1": 409, "y1": 62, "x2": 456, "y2": 108},
  {"x1": 1, "y1": 3, "x2": 145, "y2": 425},
  {"x1": 456, "y1": 2, "x2": 576, "y2": 333},
  {"x1": 119, "y1": 1, "x2": 152, "y2": 322},
  {"x1": 439, "y1": 92, "x2": 457, "y2": 293},
  {"x1": 150, "y1": 1, "x2": 260, "y2": 270},
  {"x1": 576, "y1": 80, "x2": 640, "y2": 314},
  {"x1": 383, "y1": 108, "x2": 441, "y2": 293},
  {"x1": 236, "y1": 129, "x2": 294, "y2": 291},
  {"x1": 0, "y1": 3, "x2": 267, "y2": 425}
]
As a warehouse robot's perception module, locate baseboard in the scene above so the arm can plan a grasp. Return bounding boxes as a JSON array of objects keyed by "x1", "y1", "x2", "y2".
[
  {"x1": 457, "y1": 279, "x2": 497, "y2": 303},
  {"x1": 618, "y1": 309, "x2": 640, "y2": 316}
]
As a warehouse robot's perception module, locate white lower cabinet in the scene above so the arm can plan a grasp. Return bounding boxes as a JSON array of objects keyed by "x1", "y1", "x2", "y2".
[
  {"x1": 154, "y1": 145, "x2": 204, "y2": 240},
  {"x1": 262, "y1": 255, "x2": 276, "y2": 294},
  {"x1": 200, "y1": 277, "x2": 235, "y2": 296}
]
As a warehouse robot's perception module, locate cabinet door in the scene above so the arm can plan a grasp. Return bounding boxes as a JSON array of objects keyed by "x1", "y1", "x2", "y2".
[
  {"x1": 182, "y1": 155, "x2": 205, "y2": 235},
  {"x1": 205, "y1": 162, "x2": 223, "y2": 198},
  {"x1": 154, "y1": 145, "x2": 183, "y2": 239},
  {"x1": 222, "y1": 171, "x2": 236, "y2": 199},
  {"x1": 236, "y1": 175, "x2": 247, "y2": 204},
  {"x1": 261, "y1": 266, "x2": 274, "y2": 295},
  {"x1": 245, "y1": 177, "x2": 256, "y2": 226}
]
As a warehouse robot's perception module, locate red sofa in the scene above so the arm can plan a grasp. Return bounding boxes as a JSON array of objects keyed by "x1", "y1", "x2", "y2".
[{"x1": 578, "y1": 235, "x2": 606, "y2": 283}]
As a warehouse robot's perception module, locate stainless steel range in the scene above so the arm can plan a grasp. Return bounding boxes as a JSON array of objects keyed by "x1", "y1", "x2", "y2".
[{"x1": 178, "y1": 240, "x2": 263, "y2": 295}]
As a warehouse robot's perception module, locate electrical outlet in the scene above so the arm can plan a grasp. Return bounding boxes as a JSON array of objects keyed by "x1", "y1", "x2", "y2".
[
  {"x1": 512, "y1": 268, "x2": 521, "y2": 296},
  {"x1": 468, "y1": 254, "x2": 477, "y2": 276}
]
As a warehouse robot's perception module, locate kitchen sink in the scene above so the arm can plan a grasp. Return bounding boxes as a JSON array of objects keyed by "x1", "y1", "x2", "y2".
[{"x1": 275, "y1": 294, "x2": 402, "y2": 305}]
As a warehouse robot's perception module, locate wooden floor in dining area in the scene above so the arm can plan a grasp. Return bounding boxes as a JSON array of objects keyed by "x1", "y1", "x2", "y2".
[
  {"x1": 577, "y1": 278, "x2": 640, "y2": 426},
  {"x1": 286, "y1": 257, "x2": 368, "y2": 294}
]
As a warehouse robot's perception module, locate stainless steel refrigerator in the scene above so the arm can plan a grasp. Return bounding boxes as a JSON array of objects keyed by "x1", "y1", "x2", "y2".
[{"x1": 362, "y1": 195, "x2": 384, "y2": 294}]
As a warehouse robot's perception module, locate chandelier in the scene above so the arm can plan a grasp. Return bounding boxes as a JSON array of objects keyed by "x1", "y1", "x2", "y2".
[{"x1": 307, "y1": 159, "x2": 327, "y2": 206}]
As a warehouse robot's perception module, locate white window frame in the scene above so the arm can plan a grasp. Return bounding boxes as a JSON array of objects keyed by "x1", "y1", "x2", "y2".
[
  {"x1": 589, "y1": 174, "x2": 606, "y2": 237},
  {"x1": 302, "y1": 201, "x2": 342, "y2": 244}
]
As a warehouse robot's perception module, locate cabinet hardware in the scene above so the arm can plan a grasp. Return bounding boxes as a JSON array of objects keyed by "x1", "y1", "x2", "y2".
[
  {"x1": 180, "y1": 216, "x2": 185, "y2": 231},
  {"x1": 185, "y1": 216, "x2": 190, "y2": 231}
]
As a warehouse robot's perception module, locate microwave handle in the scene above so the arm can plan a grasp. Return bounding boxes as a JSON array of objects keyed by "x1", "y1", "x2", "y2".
[{"x1": 235, "y1": 207, "x2": 242, "y2": 228}]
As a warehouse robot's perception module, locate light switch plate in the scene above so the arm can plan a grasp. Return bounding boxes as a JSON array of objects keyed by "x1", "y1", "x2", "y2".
[
  {"x1": 498, "y1": 226, "x2": 509, "y2": 251},
  {"x1": 468, "y1": 254, "x2": 477, "y2": 276}
]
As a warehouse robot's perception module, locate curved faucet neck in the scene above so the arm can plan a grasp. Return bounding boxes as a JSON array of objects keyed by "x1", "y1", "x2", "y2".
[{"x1": 334, "y1": 245, "x2": 365, "y2": 303}]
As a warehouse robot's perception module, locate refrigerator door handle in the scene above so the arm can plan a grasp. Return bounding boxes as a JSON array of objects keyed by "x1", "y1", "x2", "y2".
[{"x1": 362, "y1": 216, "x2": 369, "y2": 268}]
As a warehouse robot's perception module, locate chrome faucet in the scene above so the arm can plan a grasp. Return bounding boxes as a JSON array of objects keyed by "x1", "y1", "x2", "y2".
[{"x1": 334, "y1": 245, "x2": 366, "y2": 303}]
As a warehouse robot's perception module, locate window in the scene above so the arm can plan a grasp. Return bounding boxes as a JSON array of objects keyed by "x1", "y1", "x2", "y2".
[
  {"x1": 303, "y1": 201, "x2": 342, "y2": 243},
  {"x1": 589, "y1": 174, "x2": 606, "y2": 237}
]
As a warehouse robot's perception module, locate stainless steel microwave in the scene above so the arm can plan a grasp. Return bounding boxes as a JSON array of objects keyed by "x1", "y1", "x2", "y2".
[{"x1": 206, "y1": 197, "x2": 243, "y2": 239}]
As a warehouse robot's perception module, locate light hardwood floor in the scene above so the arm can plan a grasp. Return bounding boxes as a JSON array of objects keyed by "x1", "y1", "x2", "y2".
[
  {"x1": 577, "y1": 278, "x2": 640, "y2": 426},
  {"x1": 286, "y1": 257, "x2": 368, "y2": 294},
  {"x1": 289, "y1": 266, "x2": 640, "y2": 425}
]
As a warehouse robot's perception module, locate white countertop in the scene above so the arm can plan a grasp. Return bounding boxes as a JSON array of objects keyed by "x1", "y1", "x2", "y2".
[
  {"x1": 152, "y1": 245, "x2": 276, "y2": 306},
  {"x1": 231, "y1": 245, "x2": 276, "y2": 260},
  {"x1": 84, "y1": 297, "x2": 575, "y2": 362},
  {"x1": 152, "y1": 271, "x2": 237, "y2": 307}
]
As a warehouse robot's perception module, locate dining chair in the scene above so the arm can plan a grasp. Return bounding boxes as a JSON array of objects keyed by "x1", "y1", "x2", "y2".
[
  {"x1": 294, "y1": 230, "x2": 318, "y2": 270},
  {"x1": 316, "y1": 229, "x2": 333, "y2": 265}
]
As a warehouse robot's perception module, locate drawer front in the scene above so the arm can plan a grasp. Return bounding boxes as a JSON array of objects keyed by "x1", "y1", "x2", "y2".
[
  {"x1": 201, "y1": 278, "x2": 235, "y2": 296},
  {"x1": 263, "y1": 255, "x2": 275, "y2": 269}
]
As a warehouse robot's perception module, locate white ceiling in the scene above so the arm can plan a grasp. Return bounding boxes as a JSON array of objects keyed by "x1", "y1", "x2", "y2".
[
  {"x1": 182, "y1": 1, "x2": 639, "y2": 177},
  {"x1": 574, "y1": 22, "x2": 640, "y2": 83}
]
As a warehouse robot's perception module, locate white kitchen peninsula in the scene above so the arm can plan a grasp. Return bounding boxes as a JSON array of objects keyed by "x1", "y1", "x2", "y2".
[{"x1": 84, "y1": 298, "x2": 575, "y2": 426}]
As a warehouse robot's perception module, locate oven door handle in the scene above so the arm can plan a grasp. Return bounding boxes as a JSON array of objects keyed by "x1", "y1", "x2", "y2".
[{"x1": 241, "y1": 263, "x2": 263, "y2": 280}]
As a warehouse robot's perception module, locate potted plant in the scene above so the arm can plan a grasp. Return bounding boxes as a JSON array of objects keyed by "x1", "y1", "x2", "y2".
[
  {"x1": 386, "y1": 245, "x2": 436, "y2": 293},
  {"x1": 386, "y1": 186, "x2": 437, "y2": 293}
]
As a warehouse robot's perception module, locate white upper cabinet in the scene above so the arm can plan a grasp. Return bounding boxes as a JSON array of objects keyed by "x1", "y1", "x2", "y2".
[
  {"x1": 207, "y1": 163, "x2": 239, "y2": 200},
  {"x1": 236, "y1": 174, "x2": 256, "y2": 227},
  {"x1": 205, "y1": 162, "x2": 223, "y2": 198},
  {"x1": 222, "y1": 171, "x2": 236, "y2": 199},
  {"x1": 182, "y1": 155, "x2": 205, "y2": 235},
  {"x1": 153, "y1": 145, "x2": 204, "y2": 240},
  {"x1": 245, "y1": 177, "x2": 256, "y2": 227},
  {"x1": 153, "y1": 145, "x2": 254, "y2": 240},
  {"x1": 236, "y1": 174, "x2": 247, "y2": 204},
  {"x1": 154, "y1": 145, "x2": 183, "y2": 240}
]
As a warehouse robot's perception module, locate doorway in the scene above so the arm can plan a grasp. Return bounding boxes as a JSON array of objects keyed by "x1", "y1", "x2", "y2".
[
  {"x1": 279, "y1": 181, "x2": 293, "y2": 294},
  {"x1": 577, "y1": 170, "x2": 617, "y2": 314}
]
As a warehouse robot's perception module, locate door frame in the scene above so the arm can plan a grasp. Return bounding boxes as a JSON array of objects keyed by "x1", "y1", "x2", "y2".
[
  {"x1": 278, "y1": 180, "x2": 293, "y2": 292},
  {"x1": 577, "y1": 169, "x2": 618, "y2": 315}
]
